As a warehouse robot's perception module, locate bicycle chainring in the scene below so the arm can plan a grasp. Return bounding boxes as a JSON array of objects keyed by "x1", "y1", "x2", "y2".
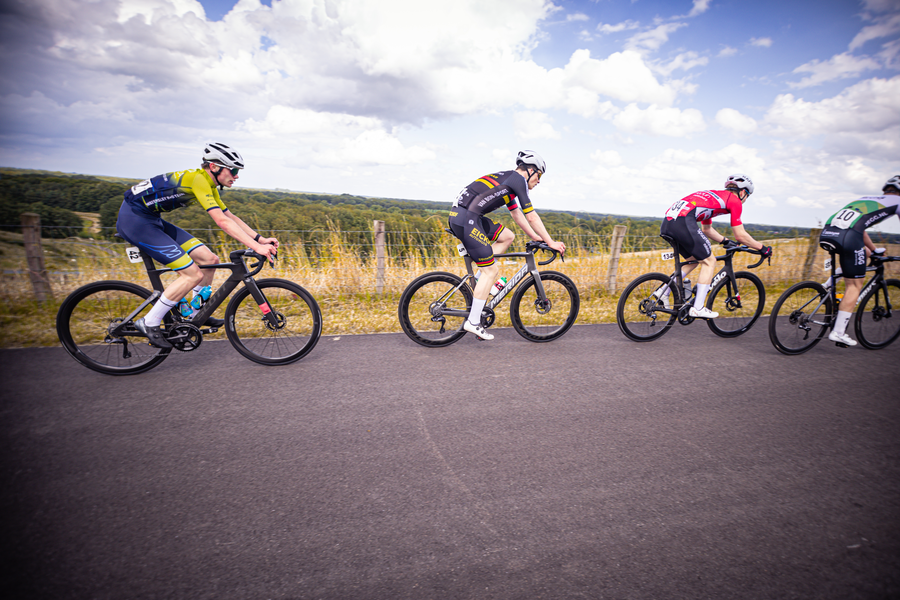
[
  {"x1": 169, "y1": 323, "x2": 203, "y2": 352},
  {"x1": 480, "y1": 307, "x2": 495, "y2": 328}
]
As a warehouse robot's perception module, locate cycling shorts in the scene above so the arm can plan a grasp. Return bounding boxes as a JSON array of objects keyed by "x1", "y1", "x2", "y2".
[
  {"x1": 660, "y1": 216, "x2": 711, "y2": 261},
  {"x1": 448, "y1": 207, "x2": 505, "y2": 268},
  {"x1": 819, "y1": 226, "x2": 867, "y2": 279},
  {"x1": 116, "y1": 201, "x2": 205, "y2": 270}
]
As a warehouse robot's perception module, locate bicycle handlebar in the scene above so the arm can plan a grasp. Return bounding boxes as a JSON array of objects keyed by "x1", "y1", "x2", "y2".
[
  {"x1": 230, "y1": 248, "x2": 276, "y2": 276},
  {"x1": 870, "y1": 253, "x2": 900, "y2": 267},
  {"x1": 720, "y1": 241, "x2": 769, "y2": 269},
  {"x1": 525, "y1": 240, "x2": 564, "y2": 265}
]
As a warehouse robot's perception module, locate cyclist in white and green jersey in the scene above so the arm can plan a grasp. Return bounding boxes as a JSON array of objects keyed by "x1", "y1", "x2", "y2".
[{"x1": 818, "y1": 176, "x2": 900, "y2": 346}]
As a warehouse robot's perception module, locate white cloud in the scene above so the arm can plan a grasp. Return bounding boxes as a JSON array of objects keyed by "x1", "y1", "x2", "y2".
[
  {"x1": 689, "y1": 0, "x2": 713, "y2": 17},
  {"x1": 787, "y1": 196, "x2": 826, "y2": 209},
  {"x1": 612, "y1": 104, "x2": 706, "y2": 137},
  {"x1": 560, "y1": 49, "x2": 680, "y2": 106},
  {"x1": 625, "y1": 22, "x2": 687, "y2": 55},
  {"x1": 718, "y1": 46, "x2": 738, "y2": 57},
  {"x1": 850, "y1": 13, "x2": 900, "y2": 50},
  {"x1": 567, "y1": 13, "x2": 590, "y2": 22},
  {"x1": 750, "y1": 37, "x2": 773, "y2": 48},
  {"x1": 514, "y1": 111, "x2": 561, "y2": 140},
  {"x1": 597, "y1": 20, "x2": 640, "y2": 34},
  {"x1": 716, "y1": 108, "x2": 758, "y2": 134},
  {"x1": 653, "y1": 51, "x2": 708, "y2": 76},
  {"x1": 789, "y1": 52, "x2": 881, "y2": 88}
]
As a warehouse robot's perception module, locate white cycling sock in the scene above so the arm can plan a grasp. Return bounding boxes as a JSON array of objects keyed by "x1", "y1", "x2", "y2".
[
  {"x1": 694, "y1": 284, "x2": 711, "y2": 309},
  {"x1": 834, "y1": 310, "x2": 852, "y2": 336},
  {"x1": 469, "y1": 298, "x2": 486, "y2": 326},
  {"x1": 145, "y1": 293, "x2": 179, "y2": 327}
]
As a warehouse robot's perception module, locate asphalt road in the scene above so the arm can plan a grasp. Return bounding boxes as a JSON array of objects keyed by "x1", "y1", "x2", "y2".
[{"x1": 1, "y1": 320, "x2": 899, "y2": 599}]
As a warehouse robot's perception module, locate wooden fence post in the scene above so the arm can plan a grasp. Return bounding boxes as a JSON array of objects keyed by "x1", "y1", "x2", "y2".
[
  {"x1": 606, "y1": 225, "x2": 627, "y2": 293},
  {"x1": 21, "y1": 212, "x2": 54, "y2": 302},
  {"x1": 801, "y1": 228, "x2": 822, "y2": 282},
  {"x1": 374, "y1": 220, "x2": 386, "y2": 294}
]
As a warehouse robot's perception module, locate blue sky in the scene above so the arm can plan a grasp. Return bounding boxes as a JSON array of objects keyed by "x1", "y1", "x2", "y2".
[{"x1": 1, "y1": 0, "x2": 898, "y2": 231}]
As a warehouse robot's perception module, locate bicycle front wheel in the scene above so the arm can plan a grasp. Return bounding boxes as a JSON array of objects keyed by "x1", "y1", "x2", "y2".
[
  {"x1": 509, "y1": 271, "x2": 580, "y2": 342},
  {"x1": 768, "y1": 281, "x2": 832, "y2": 355},
  {"x1": 56, "y1": 280, "x2": 171, "y2": 375},
  {"x1": 855, "y1": 278, "x2": 900, "y2": 349},
  {"x1": 225, "y1": 278, "x2": 322, "y2": 365},
  {"x1": 706, "y1": 271, "x2": 765, "y2": 338},
  {"x1": 616, "y1": 273, "x2": 678, "y2": 342},
  {"x1": 398, "y1": 271, "x2": 473, "y2": 347}
]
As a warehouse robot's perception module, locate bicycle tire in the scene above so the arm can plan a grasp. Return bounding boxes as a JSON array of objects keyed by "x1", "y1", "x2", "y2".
[
  {"x1": 224, "y1": 278, "x2": 322, "y2": 365},
  {"x1": 56, "y1": 280, "x2": 171, "y2": 375},
  {"x1": 616, "y1": 273, "x2": 679, "y2": 342},
  {"x1": 854, "y1": 278, "x2": 900, "y2": 350},
  {"x1": 398, "y1": 271, "x2": 473, "y2": 347},
  {"x1": 768, "y1": 281, "x2": 832, "y2": 355},
  {"x1": 706, "y1": 271, "x2": 765, "y2": 338},
  {"x1": 509, "y1": 270, "x2": 580, "y2": 342}
]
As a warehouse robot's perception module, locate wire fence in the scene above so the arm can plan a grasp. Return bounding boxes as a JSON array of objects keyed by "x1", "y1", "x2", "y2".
[{"x1": 4, "y1": 226, "x2": 899, "y2": 302}]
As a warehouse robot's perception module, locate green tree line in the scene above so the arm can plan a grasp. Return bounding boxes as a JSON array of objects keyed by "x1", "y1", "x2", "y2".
[{"x1": 3, "y1": 168, "x2": 897, "y2": 248}]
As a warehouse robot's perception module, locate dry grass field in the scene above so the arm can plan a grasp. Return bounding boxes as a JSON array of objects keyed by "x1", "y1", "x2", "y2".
[{"x1": 1, "y1": 228, "x2": 898, "y2": 348}]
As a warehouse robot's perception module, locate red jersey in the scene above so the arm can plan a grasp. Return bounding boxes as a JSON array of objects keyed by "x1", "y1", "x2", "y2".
[{"x1": 664, "y1": 189, "x2": 744, "y2": 227}]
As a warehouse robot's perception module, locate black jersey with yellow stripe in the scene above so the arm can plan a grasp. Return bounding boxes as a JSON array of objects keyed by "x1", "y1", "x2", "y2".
[
  {"x1": 453, "y1": 170, "x2": 534, "y2": 216},
  {"x1": 124, "y1": 168, "x2": 228, "y2": 215}
]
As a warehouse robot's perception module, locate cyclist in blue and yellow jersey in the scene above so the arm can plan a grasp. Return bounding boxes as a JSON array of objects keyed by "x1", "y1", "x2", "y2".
[
  {"x1": 117, "y1": 142, "x2": 279, "y2": 348},
  {"x1": 818, "y1": 176, "x2": 900, "y2": 346},
  {"x1": 448, "y1": 150, "x2": 566, "y2": 340}
]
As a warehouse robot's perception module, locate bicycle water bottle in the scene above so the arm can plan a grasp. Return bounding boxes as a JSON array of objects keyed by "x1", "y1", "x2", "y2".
[
  {"x1": 683, "y1": 279, "x2": 692, "y2": 300},
  {"x1": 490, "y1": 277, "x2": 508, "y2": 297},
  {"x1": 178, "y1": 297, "x2": 193, "y2": 317},
  {"x1": 190, "y1": 285, "x2": 212, "y2": 310}
]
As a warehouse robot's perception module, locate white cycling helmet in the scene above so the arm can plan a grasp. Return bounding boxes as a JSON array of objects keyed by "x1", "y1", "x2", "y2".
[
  {"x1": 203, "y1": 142, "x2": 245, "y2": 170},
  {"x1": 516, "y1": 150, "x2": 547, "y2": 175},
  {"x1": 725, "y1": 173, "x2": 754, "y2": 195},
  {"x1": 883, "y1": 175, "x2": 900, "y2": 193}
]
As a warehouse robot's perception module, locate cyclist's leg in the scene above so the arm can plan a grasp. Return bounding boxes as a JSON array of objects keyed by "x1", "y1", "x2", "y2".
[
  {"x1": 449, "y1": 210, "x2": 495, "y2": 339},
  {"x1": 164, "y1": 222, "x2": 220, "y2": 288},
  {"x1": 830, "y1": 230, "x2": 867, "y2": 343},
  {"x1": 659, "y1": 219, "x2": 697, "y2": 297},
  {"x1": 117, "y1": 206, "x2": 203, "y2": 326}
]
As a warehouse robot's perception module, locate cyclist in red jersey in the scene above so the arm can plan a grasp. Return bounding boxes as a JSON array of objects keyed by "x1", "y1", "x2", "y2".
[{"x1": 659, "y1": 174, "x2": 772, "y2": 319}]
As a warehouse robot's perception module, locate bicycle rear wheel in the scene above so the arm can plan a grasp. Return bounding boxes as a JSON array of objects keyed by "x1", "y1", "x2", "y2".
[
  {"x1": 854, "y1": 278, "x2": 900, "y2": 349},
  {"x1": 224, "y1": 278, "x2": 322, "y2": 365},
  {"x1": 706, "y1": 271, "x2": 765, "y2": 338},
  {"x1": 768, "y1": 281, "x2": 832, "y2": 355},
  {"x1": 56, "y1": 280, "x2": 171, "y2": 375},
  {"x1": 616, "y1": 273, "x2": 678, "y2": 342},
  {"x1": 398, "y1": 271, "x2": 473, "y2": 347},
  {"x1": 509, "y1": 271, "x2": 579, "y2": 342}
]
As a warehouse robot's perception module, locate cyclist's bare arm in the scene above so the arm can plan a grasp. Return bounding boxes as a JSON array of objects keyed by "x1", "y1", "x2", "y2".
[
  {"x1": 730, "y1": 224, "x2": 764, "y2": 251},
  {"x1": 700, "y1": 222, "x2": 726, "y2": 244},
  {"x1": 524, "y1": 210, "x2": 566, "y2": 254},
  {"x1": 208, "y1": 208, "x2": 277, "y2": 258},
  {"x1": 510, "y1": 208, "x2": 541, "y2": 241}
]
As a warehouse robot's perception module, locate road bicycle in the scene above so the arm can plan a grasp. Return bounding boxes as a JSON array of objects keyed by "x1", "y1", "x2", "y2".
[
  {"x1": 56, "y1": 243, "x2": 323, "y2": 375},
  {"x1": 398, "y1": 237, "x2": 579, "y2": 347},
  {"x1": 768, "y1": 246, "x2": 900, "y2": 355},
  {"x1": 616, "y1": 237, "x2": 769, "y2": 342}
]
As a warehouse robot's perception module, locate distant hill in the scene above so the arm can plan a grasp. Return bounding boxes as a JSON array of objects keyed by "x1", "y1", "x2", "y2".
[{"x1": 2, "y1": 167, "x2": 898, "y2": 245}]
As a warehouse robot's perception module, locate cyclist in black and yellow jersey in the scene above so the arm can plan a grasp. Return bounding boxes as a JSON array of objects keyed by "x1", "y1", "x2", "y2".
[
  {"x1": 448, "y1": 150, "x2": 566, "y2": 340},
  {"x1": 116, "y1": 142, "x2": 279, "y2": 348}
]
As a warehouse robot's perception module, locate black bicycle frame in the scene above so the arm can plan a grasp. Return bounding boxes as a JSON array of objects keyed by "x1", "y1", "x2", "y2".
[{"x1": 110, "y1": 247, "x2": 278, "y2": 337}]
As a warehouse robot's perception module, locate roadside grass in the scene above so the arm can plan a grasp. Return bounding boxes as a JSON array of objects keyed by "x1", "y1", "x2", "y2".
[{"x1": 2, "y1": 234, "x2": 897, "y2": 349}]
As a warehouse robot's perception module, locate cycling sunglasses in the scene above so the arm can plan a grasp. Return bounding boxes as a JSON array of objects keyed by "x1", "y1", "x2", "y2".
[{"x1": 215, "y1": 164, "x2": 240, "y2": 176}]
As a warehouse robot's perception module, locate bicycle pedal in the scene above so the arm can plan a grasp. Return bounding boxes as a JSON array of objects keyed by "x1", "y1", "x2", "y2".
[{"x1": 835, "y1": 342, "x2": 849, "y2": 348}]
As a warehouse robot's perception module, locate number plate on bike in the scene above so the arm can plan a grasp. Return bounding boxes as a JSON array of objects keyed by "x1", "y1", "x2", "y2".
[
  {"x1": 661, "y1": 251, "x2": 674, "y2": 261},
  {"x1": 824, "y1": 258, "x2": 831, "y2": 271},
  {"x1": 125, "y1": 246, "x2": 143, "y2": 263}
]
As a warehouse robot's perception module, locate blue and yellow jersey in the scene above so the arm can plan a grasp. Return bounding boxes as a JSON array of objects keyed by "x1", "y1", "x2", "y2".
[
  {"x1": 453, "y1": 170, "x2": 534, "y2": 216},
  {"x1": 124, "y1": 168, "x2": 228, "y2": 215}
]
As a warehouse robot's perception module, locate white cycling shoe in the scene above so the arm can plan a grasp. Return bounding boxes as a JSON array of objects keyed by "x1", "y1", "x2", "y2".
[
  {"x1": 464, "y1": 321, "x2": 494, "y2": 340},
  {"x1": 689, "y1": 306, "x2": 718, "y2": 319},
  {"x1": 828, "y1": 331, "x2": 857, "y2": 346}
]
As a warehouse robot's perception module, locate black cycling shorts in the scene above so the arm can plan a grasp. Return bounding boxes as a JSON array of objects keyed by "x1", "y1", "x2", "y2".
[
  {"x1": 660, "y1": 216, "x2": 711, "y2": 260},
  {"x1": 819, "y1": 226, "x2": 867, "y2": 279},
  {"x1": 117, "y1": 201, "x2": 205, "y2": 270},
  {"x1": 448, "y1": 207, "x2": 505, "y2": 268}
]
